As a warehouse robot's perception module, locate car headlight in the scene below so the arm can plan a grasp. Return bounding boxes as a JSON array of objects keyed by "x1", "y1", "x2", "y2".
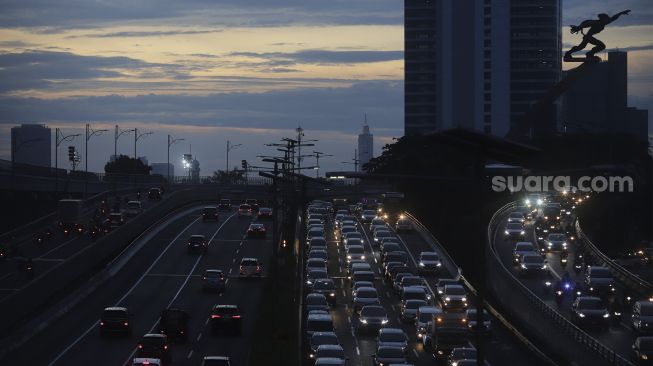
[
  {"x1": 525, "y1": 199, "x2": 531, "y2": 205},
  {"x1": 445, "y1": 297, "x2": 451, "y2": 302},
  {"x1": 537, "y1": 199, "x2": 543, "y2": 205},
  {"x1": 436, "y1": 262, "x2": 442, "y2": 267},
  {"x1": 603, "y1": 313, "x2": 610, "y2": 318},
  {"x1": 547, "y1": 243, "x2": 552, "y2": 247},
  {"x1": 578, "y1": 313, "x2": 586, "y2": 318},
  {"x1": 306, "y1": 280, "x2": 312, "y2": 285},
  {"x1": 520, "y1": 231, "x2": 525, "y2": 235},
  {"x1": 589, "y1": 287, "x2": 594, "y2": 291},
  {"x1": 374, "y1": 238, "x2": 379, "y2": 241},
  {"x1": 329, "y1": 292, "x2": 335, "y2": 297},
  {"x1": 381, "y1": 319, "x2": 388, "y2": 324},
  {"x1": 562, "y1": 242, "x2": 567, "y2": 247},
  {"x1": 426, "y1": 295, "x2": 432, "y2": 300},
  {"x1": 361, "y1": 255, "x2": 366, "y2": 260},
  {"x1": 642, "y1": 354, "x2": 648, "y2": 360},
  {"x1": 461, "y1": 297, "x2": 467, "y2": 302},
  {"x1": 504, "y1": 230, "x2": 510, "y2": 235},
  {"x1": 347, "y1": 255, "x2": 352, "y2": 259},
  {"x1": 419, "y1": 262, "x2": 425, "y2": 267},
  {"x1": 360, "y1": 319, "x2": 367, "y2": 324},
  {"x1": 542, "y1": 265, "x2": 547, "y2": 270},
  {"x1": 521, "y1": 264, "x2": 527, "y2": 269}
]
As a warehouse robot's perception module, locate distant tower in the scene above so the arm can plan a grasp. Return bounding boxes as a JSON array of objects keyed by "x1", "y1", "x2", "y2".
[
  {"x1": 357, "y1": 115, "x2": 374, "y2": 171},
  {"x1": 11, "y1": 124, "x2": 51, "y2": 167}
]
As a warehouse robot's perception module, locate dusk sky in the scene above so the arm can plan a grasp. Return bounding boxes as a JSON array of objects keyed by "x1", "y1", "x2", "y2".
[{"x1": 0, "y1": 0, "x2": 651, "y2": 176}]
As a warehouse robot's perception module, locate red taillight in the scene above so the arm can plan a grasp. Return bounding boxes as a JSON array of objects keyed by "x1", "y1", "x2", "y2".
[
  {"x1": 232, "y1": 315, "x2": 241, "y2": 319},
  {"x1": 240, "y1": 266, "x2": 243, "y2": 270},
  {"x1": 164, "y1": 345, "x2": 168, "y2": 350},
  {"x1": 256, "y1": 266, "x2": 261, "y2": 271},
  {"x1": 211, "y1": 314, "x2": 221, "y2": 318},
  {"x1": 123, "y1": 322, "x2": 128, "y2": 326},
  {"x1": 138, "y1": 344, "x2": 143, "y2": 349},
  {"x1": 143, "y1": 362, "x2": 150, "y2": 365},
  {"x1": 100, "y1": 321, "x2": 104, "y2": 326}
]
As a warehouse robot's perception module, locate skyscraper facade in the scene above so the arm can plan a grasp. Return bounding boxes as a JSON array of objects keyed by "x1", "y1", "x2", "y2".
[
  {"x1": 404, "y1": 0, "x2": 561, "y2": 138},
  {"x1": 10, "y1": 124, "x2": 51, "y2": 167},
  {"x1": 358, "y1": 118, "x2": 374, "y2": 171}
]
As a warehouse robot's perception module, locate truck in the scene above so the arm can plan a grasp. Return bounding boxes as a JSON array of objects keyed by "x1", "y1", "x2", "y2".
[
  {"x1": 423, "y1": 311, "x2": 469, "y2": 358},
  {"x1": 57, "y1": 199, "x2": 84, "y2": 235}
]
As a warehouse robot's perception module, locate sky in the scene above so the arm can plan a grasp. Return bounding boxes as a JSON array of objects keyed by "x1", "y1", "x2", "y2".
[{"x1": 0, "y1": 0, "x2": 651, "y2": 176}]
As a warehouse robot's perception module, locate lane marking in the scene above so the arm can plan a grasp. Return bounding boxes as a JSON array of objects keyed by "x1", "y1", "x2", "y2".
[
  {"x1": 412, "y1": 349, "x2": 419, "y2": 358},
  {"x1": 187, "y1": 350, "x2": 193, "y2": 359},
  {"x1": 37, "y1": 237, "x2": 78, "y2": 259},
  {"x1": 196, "y1": 333, "x2": 202, "y2": 341},
  {"x1": 356, "y1": 346, "x2": 360, "y2": 356},
  {"x1": 145, "y1": 274, "x2": 201, "y2": 278},
  {"x1": 48, "y1": 215, "x2": 202, "y2": 366}
]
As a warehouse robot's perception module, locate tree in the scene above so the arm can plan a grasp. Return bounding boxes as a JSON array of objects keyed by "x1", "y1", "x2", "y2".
[
  {"x1": 211, "y1": 168, "x2": 245, "y2": 185},
  {"x1": 104, "y1": 155, "x2": 151, "y2": 175}
]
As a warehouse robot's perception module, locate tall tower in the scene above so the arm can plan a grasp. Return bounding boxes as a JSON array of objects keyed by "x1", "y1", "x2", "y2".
[
  {"x1": 403, "y1": 0, "x2": 561, "y2": 138},
  {"x1": 11, "y1": 124, "x2": 51, "y2": 167},
  {"x1": 358, "y1": 115, "x2": 374, "y2": 171}
]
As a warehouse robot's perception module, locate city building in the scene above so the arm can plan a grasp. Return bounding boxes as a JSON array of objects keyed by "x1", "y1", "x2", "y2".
[
  {"x1": 151, "y1": 162, "x2": 174, "y2": 177},
  {"x1": 357, "y1": 116, "x2": 374, "y2": 170},
  {"x1": 10, "y1": 124, "x2": 51, "y2": 167},
  {"x1": 191, "y1": 159, "x2": 200, "y2": 183},
  {"x1": 560, "y1": 51, "x2": 648, "y2": 141},
  {"x1": 404, "y1": 0, "x2": 561, "y2": 138}
]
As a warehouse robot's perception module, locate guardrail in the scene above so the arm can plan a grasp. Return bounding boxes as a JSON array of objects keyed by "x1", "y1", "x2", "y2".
[
  {"x1": 487, "y1": 202, "x2": 633, "y2": 366},
  {"x1": 576, "y1": 219, "x2": 652, "y2": 297},
  {"x1": 404, "y1": 212, "x2": 557, "y2": 366}
]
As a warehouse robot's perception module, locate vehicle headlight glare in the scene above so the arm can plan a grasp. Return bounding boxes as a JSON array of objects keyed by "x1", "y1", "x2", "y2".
[
  {"x1": 360, "y1": 319, "x2": 367, "y2": 324},
  {"x1": 603, "y1": 313, "x2": 610, "y2": 318},
  {"x1": 578, "y1": 313, "x2": 586, "y2": 318},
  {"x1": 419, "y1": 262, "x2": 425, "y2": 267}
]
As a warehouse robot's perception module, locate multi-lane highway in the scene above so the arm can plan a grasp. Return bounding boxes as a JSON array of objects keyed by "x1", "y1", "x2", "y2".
[
  {"x1": 492, "y1": 204, "x2": 640, "y2": 361},
  {"x1": 302, "y1": 202, "x2": 546, "y2": 366},
  {"x1": 1, "y1": 204, "x2": 273, "y2": 366}
]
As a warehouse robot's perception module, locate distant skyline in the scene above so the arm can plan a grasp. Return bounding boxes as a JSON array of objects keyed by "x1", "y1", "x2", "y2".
[{"x1": 0, "y1": 0, "x2": 651, "y2": 174}]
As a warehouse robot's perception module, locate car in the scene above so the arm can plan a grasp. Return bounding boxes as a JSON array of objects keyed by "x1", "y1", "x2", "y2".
[
  {"x1": 307, "y1": 258, "x2": 327, "y2": 273},
  {"x1": 436, "y1": 278, "x2": 459, "y2": 297},
  {"x1": 632, "y1": 301, "x2": 653, "y2": 334},
  {"x1": 392, "y1": 272, "x2": 415, "y2": 292},
  {"x1": 351, "y1": 270, "x2": 375, "y2": 285},
  {"x1": 372, "y1": 346, "x2": 407, "y2": 366},
  {"x1": 370, "y1": 217, "x2": 386, "y2": 230},
  {"x1": 401, "y1": 299, "x2": 427, "y2": 322},
  {"x1": 513, "y1": 242, "x2": 537, "y2": 262},
  {"x1": 247, "y1": 223, "x2": 267, "y2": 238},
  {"x1": 314, "y1": 345, "x2": 346, "y2": 363},
  {"x1": 201, "y1": 269, "x2": 226, "y2": 293},
  {"x1": 384, "y1": 251, "x2": 408, "y2": 265},
  {"x1": 306, "y1": 313, "x2": 334, "y2": 342},
  {"x1": 380, "y1": 242, "x2": 402, "y2": 257},
  {"x1": 202, "y1": 206, "x2": 219, "y2": 221},
  {"x1": 308, "y1": 331, "x2": 340, "y2": 360},
  {"x1": 342, "y1": 232, "x2": 364, "y2": 247},
  {"x1": 448, "y1": 347, "x2": 477, "y2": 366},
  {"x1": 187, "y1": 234, "x2": 208, "y2": 254},
  {"x1": 385, "y1": 263, "x2": 410, "y2": 282},
  {"x1": 312, "y1": 278, "x2": 337, "y2": 306},
  {"x1": 571, "y1": 296, "x2": 610, "y2": 329},
  {"x1": 507, "y1": 212, "x2": 525, "y2": 224},
  {"x1": 239, "y1": 258, "x2": 262, "y2": 277},
  {"x1": 466, "y1": 308, "x2": 492, "y2": 335},
  {"x1": 418, "y1": 251, "x2": 442, "y2": 274},
  {"x1": 339, "y1": 226, "x2": 357, "y2": 238},
  {"x1": 401, "y1": 286, "x2": 432, "y2": 304},
  {"x1": 353, "y1": 287, "x2": 381, "y2": 311},
  {"x1": 373, "y1": 231, "x2": 396, "y2": 247},
  {"x1": 210, "y1": 305, "x2": 242, "y2": 334},
  {"x1": 109, "y1": 212, "x2": 125, "y2": 228},
  {"x1": 395, "y1": 217, "x2": 413, "y2": 232},
  {"x1": 238, "y1": 204, "x2": 253, "y2": 217},
  {"x1": 307, "y1": 227, "x2": 326, "y2": 242},
  {"x1": 125, "y1": 201, "x2": 143, "y2": 218},
  {"x1": 544, "y1": 233, "x2": 568, "y2": 252},
  {"x1": 306, "y1": 269, "x2": 329, "y2": 290},
  {"x1": 132, "y1": 358, "x2": 161, "y2": 366},
  {"x1": 308, "y1": 249, "x2": 328, "y2": 264},
  {"x1": 136, "y1": 334, "x2": 169, "y2": 361},
  {"x1": 217, "y1": 199, "x2": 232, "y2": 211},
  {"x1": 100, "y1": 307, "x2": 131, "y2": 336},
  {"x1": 398, "y1": 276, "x2": 425, "y2": 293},
  {"x1": 257, "y1": 207, "x2": 273, "y2": 220},
  {"x1": 377, "y1": 328, "x2": 408, "y2": 351},
  {"x1": 632, "y1": 336, "x2": 653, "y2": 365},
  {"x1": 148, "y1": 188, "x2": 162, "y2": 200},
  {"x1": 314, "y1": 357, "x2": 345, "y2": 366},
  {"x1": 347, "y1": 260, "x2": 370, "y2": 275},
  {"x1": 306, "y1": 293, "x2": 330, "y2": 313},
  {"x1": 504, "y1": 223, "x2": 525, "y2": 239},
  {"x1": 357, "y1": 305, "x2": 388, "y2": 332},
  {"x1": 346, "y1": 245, "x2": 366, "y2": 262},
  {"x1": 361, "y1": 209, "x2": 377, "y2": 223},
  {"x1": 309, "y1": 237, "x2": 328, "y2": 252},
  {"x1": 518, "y1": 254, "x2": 547, "y2": 276},
  {"x1": 584, "y1": 266, "x2": 615, "y2": 295},
  {"x1": 245, "y1": 199, "x2": 259, "y2": 212},
  {"x1": 416, "y1": 306, "x2": 441, "y2": 336},
  {"x1": 200, "y1": 356, "x2": 231, "y2": 366},
  {"x1": 158, "y1": 308, "x2": 189, "y2": 341},
  {"x1": 440, "y1": 284, "x2": 468, "y2": 311}
]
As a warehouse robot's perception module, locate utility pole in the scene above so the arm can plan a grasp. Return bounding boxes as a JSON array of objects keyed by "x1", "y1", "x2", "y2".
[
  {"x1": 312, "y1": 151, "x2": 333, "y2": 178},
  {"x1": 167, "y1": 134, "x2": 184, "y2": 183},
  {"x1": 114, "y1": 125, "x2": 135, "y2": 162},
  {"x1": 85, "y1": 123, "x2": 108, "y2": 197},
  {"x1": 226, "y1": 140, "x2": 242, "y2": 172},
  {"x1": 134, "y1": 128, "x2": 153, "y2": 159},
  {"x1": 55, "y1": 128, "x2": 80, "y2": 191}
]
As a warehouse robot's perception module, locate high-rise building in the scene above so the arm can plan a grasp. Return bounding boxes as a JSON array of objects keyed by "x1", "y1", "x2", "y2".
[
  {"x1": 10, "y1": 124, "x2": 51, "y2": 167},
  {"x1": 151, "y1": 162, "x2": 174, "y2": 177},
  {"x1": 358, "y1": 116, "x2": 374, "y2": 170},
  {"x1": 404, "y1": 0, "x2": 561, "y2": 137},
  {"x1": 560, "y1": 51, "x2": 648, "y2": 141}
]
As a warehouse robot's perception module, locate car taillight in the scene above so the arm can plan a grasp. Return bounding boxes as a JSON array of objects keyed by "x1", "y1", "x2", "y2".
[
  {"x1": 123, "y1": 322, "x2": 128, "y2": 326},
  {"x1": 138, "y1": 344, "x2": 143, "y2": 349},
  {"x1": 202, "y1": 276, "x2": 206, "y2": 280},
  {"x1": 211, "y1": 314, "x2": 221, "y2": 318},
  {"x1": 100, "y1": 321, "x2": 104, "y2": 326},
  {"x1": 232, "y1": 315, "x2": 241, "y2": 319},
  {"x1": 256, "y1": 266, "x2": 261, "y2": 271},
  {"x1": 240, "y1": 266, "x2": 243, "y2": 270},
  {"x1": 164, "y1": 345, "x2": 168, "y2": 350}
]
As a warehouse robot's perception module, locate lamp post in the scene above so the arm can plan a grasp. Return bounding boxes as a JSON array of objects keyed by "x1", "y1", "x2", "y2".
[
  {"x1": 134, "y1": 128, "x2": 153, "y2": 159},
  {"x1": 312, "y1": 151, "x2": 333, "y2": 178},
  {"x1": 341, "y1": 149, "x2": 359, "y2": 172},
  {"x1": 167, "y1": 135, "x2": 184, "y2": 183},
  {"x1": 84, "y1": 124, "x2": 108, "y2": 197},
  {"x1": 55, "y1": 128, "x2": 81, "y2": 191},
  {"x1": 114, "y1": 125, "x2": 135, "y2": 161},
  {"x1": 226, "y1": 140, "x2": 242, "y2": 172}
]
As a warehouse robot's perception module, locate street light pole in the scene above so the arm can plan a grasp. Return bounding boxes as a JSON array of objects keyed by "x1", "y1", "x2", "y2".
[
  {"x1": 85, "y1": 123, "x2": 108, "y2": 197},
  {"x1": 312, "y1": 151, "x2": 333, "y2": 178},
  {"x1": 167, "y1": 134, "x2": 184, "y2": 183},
  {"x1": 134, "y1": 128, "x2": 153, "y2": 159},
  {"x1": 55, "y1": 128, "x2": 81, "y2": 191},
  {"x1": 114, "y1": 125, "x2": 135, "y2": 161},
  {"x1": 226, "y1": 140, "x2": 242, "y2": 172}
]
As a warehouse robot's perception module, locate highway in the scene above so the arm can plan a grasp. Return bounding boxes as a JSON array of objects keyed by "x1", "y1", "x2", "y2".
[
  {"x1": 492, "y1": 204, "x2": 639, "y2": 361},
  {"x1": 303, "y1": 204, "x2": 545, "y2": 366},
  {"x1": 0, "y1": 204, "x2": 273, "y2": 366}
]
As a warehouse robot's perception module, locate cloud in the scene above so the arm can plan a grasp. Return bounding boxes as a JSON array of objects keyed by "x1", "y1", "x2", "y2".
[
  {"x1": 230, "y1": 49, "x2": 404, "y2": 64},
  {"x1": 67, "y1": 29, "x2": 222, "y2": 38},
  {"x1": 0, "y1": 80, "x2": 403, "y2": 133},
  {"x1": 0, "y1": 40, "x2": 41, "y2": 48}
]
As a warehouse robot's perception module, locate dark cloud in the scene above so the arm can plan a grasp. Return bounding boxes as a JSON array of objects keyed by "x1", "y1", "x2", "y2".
[
  {"x1": 0, "y1": 80, "x2": 403, "y2": 132},
  {"x1": 230, "y1": 50, "x2": 403, "y2": 64},
  {"x1": 0, "y1": 40, "x2": 40, "y2": 48},
  {"x1": 0, "y1": 51, "x2": 191, "y2": 92},
  {"x1": 67, "y1": 29, "x2": 222, "y2": 38}
]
